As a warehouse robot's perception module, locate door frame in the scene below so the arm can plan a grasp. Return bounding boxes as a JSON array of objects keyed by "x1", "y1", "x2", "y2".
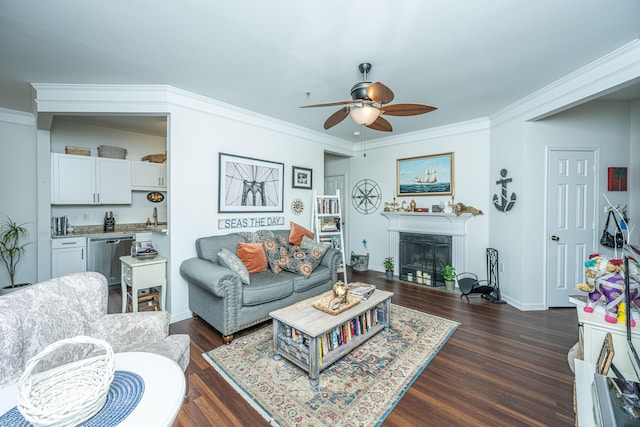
[{"x1": 543, "y1": 146, "x2": 599, "y2": 308}]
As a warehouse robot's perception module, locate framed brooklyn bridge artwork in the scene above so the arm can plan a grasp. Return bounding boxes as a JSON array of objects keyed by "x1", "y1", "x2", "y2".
[{"x1": 218, "y1": 153, "x2": 284, "y2": 213}]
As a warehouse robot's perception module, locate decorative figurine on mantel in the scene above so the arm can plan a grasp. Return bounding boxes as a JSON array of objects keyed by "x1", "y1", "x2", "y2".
[{"x1": 447, "y1": 201, "x2": 484, "y2": 216}]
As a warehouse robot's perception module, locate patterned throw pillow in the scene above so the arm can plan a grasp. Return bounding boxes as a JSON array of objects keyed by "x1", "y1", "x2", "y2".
[
  {"x1": 300, "y1": 235, "x2": 328, "y2": 259},
  {"x1": 235, "y1": 230, "x2": 276, "y2": 243},
  {"x1": 237, "y1": 242, "x2": 268, "y2": 274},
  {"x1": 281, "y1": 246, "x2": 325, "y2": 278},
  {"x1": 263, "y1": 236, "x2": 290, "y2": 273},
  {"x1": 217, "y1": 248, "x2": 251, "y2": 285}
]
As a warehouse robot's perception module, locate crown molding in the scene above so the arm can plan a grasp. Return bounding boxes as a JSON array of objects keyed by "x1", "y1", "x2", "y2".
[
  {"x1": 491, "y1": 39, "x2": 640, "y2": 127},
  {"x1": 0, "y1": 107, "x2": 35, "y2": 126},
  {"x1": 30, "y1": 83, "x2": 355, "y2": 155},
  {"x1": 354, "y1": 117, "x2": 490, "y2": 153},
  {"x1": 164, "y1": 87, "x2": 353, "y2": 155}
]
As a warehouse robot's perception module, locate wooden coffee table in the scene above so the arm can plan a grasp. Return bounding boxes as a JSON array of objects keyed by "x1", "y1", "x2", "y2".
[{"x1": 270, "y1": 289, "x2": 393, "y2": 384}]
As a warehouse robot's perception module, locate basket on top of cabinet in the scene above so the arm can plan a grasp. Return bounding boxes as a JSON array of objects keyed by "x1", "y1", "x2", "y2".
[{"x1": 98, "y1": 145, "x2": 127, "y2": 159}]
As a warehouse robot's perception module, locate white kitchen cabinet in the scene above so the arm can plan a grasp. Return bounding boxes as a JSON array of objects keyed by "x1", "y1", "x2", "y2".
[
  {"x1": 52, "y1": 237, "x2": 86, "y2": 277},
  {"x1": 51, "y1": 153, "x2": 132, "y2": 204},
  {"x1": 131, "y1": 161, "x2": 167, "y2": 190}
]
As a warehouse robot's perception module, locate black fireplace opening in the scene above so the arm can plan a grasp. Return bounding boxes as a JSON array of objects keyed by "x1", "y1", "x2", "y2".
[{"x1": 399, "y1": 232, "x2": 452, "y2": 286}]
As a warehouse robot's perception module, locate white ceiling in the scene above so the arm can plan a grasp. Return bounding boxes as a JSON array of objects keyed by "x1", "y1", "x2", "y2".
[{"x1": 1, "y1": 1, "x2": 639, "y2": 142}]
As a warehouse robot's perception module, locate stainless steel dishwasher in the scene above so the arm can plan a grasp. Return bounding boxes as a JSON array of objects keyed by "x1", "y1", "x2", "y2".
[{"x1": 87, "y1": 234, "x2": 135, "y2": 285}]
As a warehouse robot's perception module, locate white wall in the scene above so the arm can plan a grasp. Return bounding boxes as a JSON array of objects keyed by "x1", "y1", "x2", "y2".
[
  {"x1": 489, "y1": 40, "x2": 640, "y2": 309},
  {"x1": 166, "y1": 91, "x2": 350, "y2": 321},
  {"x1": 491, "y1": 99, "x2": 635, "y2": 309},
  {"x1": 522, "y1": 101, "x2": 631, "y2": 307},
  {"x1": 489, "y1": 119, "x2": 526, "y2": 304},
  {"x1": 348, "y1": 127, "x2": 491, "y2": 278},
  {"x1": 0, "y1": 109, "x2": 38, "y2": 287}
]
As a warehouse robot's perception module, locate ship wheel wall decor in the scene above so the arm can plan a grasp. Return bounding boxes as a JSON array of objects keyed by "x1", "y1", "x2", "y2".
[{"x1": 351, "y1": 179, "x2": 382, "y2": 214}]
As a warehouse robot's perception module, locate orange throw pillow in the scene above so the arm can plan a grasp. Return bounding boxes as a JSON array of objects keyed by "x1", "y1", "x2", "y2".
[
  {"x1": 289, "y1": 221, "x2": 314, "y2": 245},
  {"x1": 237, "y1": 242, "x2": 268, "y2": 274}
]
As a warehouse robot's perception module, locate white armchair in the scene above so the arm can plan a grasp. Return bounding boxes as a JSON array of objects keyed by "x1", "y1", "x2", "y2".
[{"x1": 0, "y1": 272, "x2": 189, "y2": 389}]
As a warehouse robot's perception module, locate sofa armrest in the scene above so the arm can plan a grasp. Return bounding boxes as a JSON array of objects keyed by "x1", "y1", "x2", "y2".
[
  {"x1": 322, "y1": 247, "x2": 342, "y2": 269},
  {"x1": 180, "y1": 257, "x2": 242, "y2": 299},
  {"x1": 90, "y1": 311, "x2": 169, "y2": 352}
]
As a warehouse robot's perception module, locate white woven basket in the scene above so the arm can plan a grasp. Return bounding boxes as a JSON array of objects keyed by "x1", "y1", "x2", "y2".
[{"x1": 17, "y1": 336, "x2": 115, "y2": 427}]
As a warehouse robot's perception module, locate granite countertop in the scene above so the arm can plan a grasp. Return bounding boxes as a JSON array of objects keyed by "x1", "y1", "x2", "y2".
[{"x1": 52, "y1": 222, "x2": 168, "y2": 238}]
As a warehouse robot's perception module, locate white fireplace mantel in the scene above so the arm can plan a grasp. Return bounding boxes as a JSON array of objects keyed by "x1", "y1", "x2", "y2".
[{"x1": 381, "y1": 212, "x2": 474, "y2": 275}]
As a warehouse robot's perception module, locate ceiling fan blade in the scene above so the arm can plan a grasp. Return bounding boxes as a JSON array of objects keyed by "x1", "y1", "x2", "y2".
[
  {"x1": 381, "y1": 103, "x2": 437, "y2": 116},
  {"x1": 366, "y1": 82, "x2": 394, "y2": 105},
  {"x1": 366, "y1": 116, "x2": 392, "y2": 132},
  {"x1": 300, "y1": 100, "x2": 356, "y2": 108},
  {"x1": 324, "y1": 107, "x2": 350, "y2": 129}
]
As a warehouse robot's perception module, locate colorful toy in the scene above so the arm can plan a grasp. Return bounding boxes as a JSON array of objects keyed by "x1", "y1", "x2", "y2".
[{"x1": 576, "y1": 254, "x2": 640, "y2": 325}]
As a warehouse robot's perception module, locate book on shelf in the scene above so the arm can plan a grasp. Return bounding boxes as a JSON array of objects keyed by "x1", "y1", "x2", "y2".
[
  {"x1": 316, "y1": 198, "x2": 340, "y2": 215},
  {"x1": 319, "y1": 308, "x2": 379, "y2": 357},
  {"x1": 320, "y1": 221, "x2": 338, "y2": 232}
]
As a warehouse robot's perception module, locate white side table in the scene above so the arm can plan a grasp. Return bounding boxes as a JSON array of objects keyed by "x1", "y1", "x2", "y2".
[
  {"x1": 113, "y1": 352, "x2": 185, "y2": 426},
  {"x1": 0, "y1": 352, "x2": 185, "y2": 427},
  {"x1": 120, "y1": 255, "x2": 167, "y2": 313}
]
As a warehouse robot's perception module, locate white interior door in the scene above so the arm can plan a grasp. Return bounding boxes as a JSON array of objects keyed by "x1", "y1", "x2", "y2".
[{"x1": 546, "y1": 148, "x2": 597, "y2": 307}]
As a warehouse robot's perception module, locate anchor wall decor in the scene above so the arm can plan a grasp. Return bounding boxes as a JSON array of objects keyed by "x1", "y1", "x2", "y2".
[{"x1": 493, "y1": 169, "x2": 516, "y2": 212}]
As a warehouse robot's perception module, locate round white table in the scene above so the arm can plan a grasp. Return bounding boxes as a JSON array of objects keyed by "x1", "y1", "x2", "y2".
[{"x1": 0, "y1": 352, "x2": 185, "y2": 426}]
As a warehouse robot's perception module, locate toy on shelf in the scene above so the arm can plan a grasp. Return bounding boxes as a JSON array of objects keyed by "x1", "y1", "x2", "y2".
[{"x1": 576, "y1": 253, "x2": 640, "y2": 325}]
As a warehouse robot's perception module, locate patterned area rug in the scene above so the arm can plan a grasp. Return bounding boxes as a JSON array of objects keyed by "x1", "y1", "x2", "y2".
[{"x1": 203, "y1": 304, "x2": 459, "y2": 426}]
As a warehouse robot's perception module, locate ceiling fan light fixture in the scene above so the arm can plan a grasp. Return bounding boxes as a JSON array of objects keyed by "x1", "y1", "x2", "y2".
[{"x1": 350, "y1": 106, "x2": 380, "y2": 126}]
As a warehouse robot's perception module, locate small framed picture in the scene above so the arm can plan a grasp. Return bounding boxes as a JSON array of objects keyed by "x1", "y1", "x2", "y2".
[
  {"x1": 596, "y1": 332, "x2": 614, "y2": 375},
  {"x1": 292, "y1": 166, "x2": 312, "y2": 189},
  {"x1": 607, "y1": 167, "x2": 627, "y2": 191},
  {"x1": 330, "y1": 236, "x2": 342, "y2": 250}
]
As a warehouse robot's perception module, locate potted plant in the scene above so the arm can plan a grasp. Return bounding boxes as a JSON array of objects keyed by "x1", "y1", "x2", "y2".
[
  {"x1": 383, "y1": 257, "x2": 394, "y2": 279},
  {"x1": 442, "y1": 265, "x2": 456, "y2": 291},
  {"x1": 0, "y1": 217, "x2": 30, "y2": 292}
]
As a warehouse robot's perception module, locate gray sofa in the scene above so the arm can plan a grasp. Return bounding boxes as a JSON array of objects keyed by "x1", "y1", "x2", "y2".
[
  {"x1": 0, "y1": 272, "x2": 190, "y2": 390},
  {"x1": 180, "y1": 229, "x2": 341, "y2": 342}
]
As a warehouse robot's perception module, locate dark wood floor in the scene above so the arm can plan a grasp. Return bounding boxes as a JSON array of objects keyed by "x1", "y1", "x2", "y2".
[{"x1": 111, "y1": 269, "x2": 579, "y2": 426}]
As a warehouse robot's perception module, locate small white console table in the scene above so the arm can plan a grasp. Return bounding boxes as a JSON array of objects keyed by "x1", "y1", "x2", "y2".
[{"x1": 120, "y1": 255, "x2": 167, "y2": 313}]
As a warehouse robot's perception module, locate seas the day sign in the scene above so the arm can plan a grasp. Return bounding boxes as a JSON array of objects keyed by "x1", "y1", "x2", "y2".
[{"x1": 218, "y1": 216, "x2": 285, "y2": 229}]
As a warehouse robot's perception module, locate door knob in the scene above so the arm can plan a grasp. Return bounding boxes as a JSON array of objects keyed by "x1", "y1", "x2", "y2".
[{"x1": 551, "y1": 235, "x2": 560, "y2": 241}]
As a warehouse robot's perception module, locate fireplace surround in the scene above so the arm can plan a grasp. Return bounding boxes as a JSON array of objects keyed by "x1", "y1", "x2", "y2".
[{"x1": 381, "y1": 212, "x2": 473, "y2": 284}]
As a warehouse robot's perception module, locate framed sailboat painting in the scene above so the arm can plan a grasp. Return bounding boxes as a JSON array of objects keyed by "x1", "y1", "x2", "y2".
[{"x1": 396, "y1": 152, "x2": 454, "y2": 197}]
